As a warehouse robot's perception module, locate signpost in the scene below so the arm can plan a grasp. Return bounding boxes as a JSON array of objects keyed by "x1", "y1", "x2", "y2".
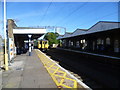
[
  {"x1": 28, "y1": 35, "x2": 32, "y2": 56},
  {"x1": 8, "y1": 38, "x2": 14, "y2": 64},
  {"x1": 4, "y1": 0, "x2": 8, "y2": 70}
]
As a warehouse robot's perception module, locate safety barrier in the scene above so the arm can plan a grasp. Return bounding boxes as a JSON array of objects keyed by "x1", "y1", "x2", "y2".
[{"x1": 35, "y1": 49, "x2": 91, "y2": 89}]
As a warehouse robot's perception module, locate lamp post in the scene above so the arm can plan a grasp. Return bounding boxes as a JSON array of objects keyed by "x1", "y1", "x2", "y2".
[
  {"x1": 28, "y1": 35, "x2": 32, "y2": 56},
  {"x1": 4, "y1": 0, "x2": 8, "y2": 70}
]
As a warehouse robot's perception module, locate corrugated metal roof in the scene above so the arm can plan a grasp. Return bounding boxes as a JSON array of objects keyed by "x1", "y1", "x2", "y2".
[
  {"x1": 71, "y1": 29, "x2": 87, "y2": 37},
  {"x1": 59, "y1": 32, "x2": 72, "y2": 39},
  {"x1": 86, "y1": 21, "x2": 119, "y2": 34},
  {"x1": 57, "y1": 21, "x2": 120, "y2": 39},
  {"x1": 57, "y1": 35, "x2": 64, "y2": 39}
]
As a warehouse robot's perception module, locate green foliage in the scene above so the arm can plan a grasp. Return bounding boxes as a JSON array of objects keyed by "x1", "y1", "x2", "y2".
[
  {"x1": 33, "y1": 40, "x2": 38, "y2": 46},
  {"x1": 44, "y1": 32, "x2": 60, "y2": 46}
]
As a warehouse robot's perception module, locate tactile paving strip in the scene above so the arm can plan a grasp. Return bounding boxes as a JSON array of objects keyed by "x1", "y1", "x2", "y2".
[{"x1": 35, "y1": 49, "x2": 91, "y2": 89}]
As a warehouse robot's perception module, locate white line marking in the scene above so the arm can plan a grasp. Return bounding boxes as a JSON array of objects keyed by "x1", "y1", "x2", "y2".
[{"x1": 37, "y1": 49, "x2": 92, "y2": 89}]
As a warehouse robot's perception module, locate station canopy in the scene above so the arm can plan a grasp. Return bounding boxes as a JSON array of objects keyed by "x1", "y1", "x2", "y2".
[
  {"x1": 13, "y1": 28, "x2": 46, "y2": 40},
  {"x1": 58, "y1": 21, "x2": 120, "y2": 39}
]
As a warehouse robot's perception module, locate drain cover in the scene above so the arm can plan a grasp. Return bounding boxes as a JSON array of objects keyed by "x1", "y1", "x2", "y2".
[{"x1": 16, "y1": 67, "x2": 23, "y2": 71}]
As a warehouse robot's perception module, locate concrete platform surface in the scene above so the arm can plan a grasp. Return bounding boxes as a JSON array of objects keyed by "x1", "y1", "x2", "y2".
[{"x1": 2, "y1": 50, "x2": 57, "y2": 88}]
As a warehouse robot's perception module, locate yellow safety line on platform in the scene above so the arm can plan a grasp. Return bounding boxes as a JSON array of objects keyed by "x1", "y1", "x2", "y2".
[{"x1": 35, "y1": 49, "x2": 78, "y2": 89}]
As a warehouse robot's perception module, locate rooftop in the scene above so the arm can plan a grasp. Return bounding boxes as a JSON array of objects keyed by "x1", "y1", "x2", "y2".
[{"x1": 57, "y1": 21, "x2": 120, "y2": 39}]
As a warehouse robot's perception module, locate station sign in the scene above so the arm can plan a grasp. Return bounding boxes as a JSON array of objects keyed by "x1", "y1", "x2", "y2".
[{"x1": 8, "y1": 38, "x2": 14, "y2": 61}]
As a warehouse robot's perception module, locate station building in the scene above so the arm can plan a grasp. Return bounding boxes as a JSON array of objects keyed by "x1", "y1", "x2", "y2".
[{"x1": 57, "y1": 21, "x2": 120, "y2": 57}]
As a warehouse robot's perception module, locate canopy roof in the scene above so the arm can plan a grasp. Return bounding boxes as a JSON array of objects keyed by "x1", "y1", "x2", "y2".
[{"x1": 58, "y1": 21, "x2": 120, "y2": 39}]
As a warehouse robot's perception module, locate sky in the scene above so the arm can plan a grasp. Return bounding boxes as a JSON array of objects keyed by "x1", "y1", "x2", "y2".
[{"x1": 0, "y1": 2, "x2": 119, "y2": 36}]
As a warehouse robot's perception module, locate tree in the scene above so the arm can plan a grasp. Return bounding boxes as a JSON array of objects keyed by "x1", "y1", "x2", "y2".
[{"x1": 44, "y1": 32, "x2": 60, "y2": 46}]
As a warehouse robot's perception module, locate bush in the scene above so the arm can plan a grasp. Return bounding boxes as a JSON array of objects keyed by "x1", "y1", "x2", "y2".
[{"x1": 44, "y1": 32, "x2": 60, "y2": 46}]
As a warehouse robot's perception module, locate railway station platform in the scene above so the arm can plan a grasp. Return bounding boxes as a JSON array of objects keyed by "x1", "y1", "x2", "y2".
[{"x1": 2, "y1": 50, "x2": 57, "y2": 88}]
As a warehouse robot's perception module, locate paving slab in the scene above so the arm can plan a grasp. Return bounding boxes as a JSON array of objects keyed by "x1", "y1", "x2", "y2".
[{"x1": 2, "y1": 50, "x2": 57, "y2": 88}]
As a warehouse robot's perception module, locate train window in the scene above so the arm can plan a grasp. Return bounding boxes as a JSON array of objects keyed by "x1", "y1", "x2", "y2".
[
  {"x1": 106, "y1": 38, "x2": 110, "y2": 45},
  {"x1": 40, "y1": 41, "x2": 42, "y2": 44}
]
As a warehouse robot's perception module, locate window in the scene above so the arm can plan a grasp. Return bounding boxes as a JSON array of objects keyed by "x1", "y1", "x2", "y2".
[
  {"x1": 83, "y1": 39, "x2": 85, "y2": 43},
  {"x1": 76, "y1": 41, "x2": 80, "y2": 47},
  {"x1": 80, "y1": 39, "x2": 85, "y2": 43},
  {"x1": 80, "y1": 40, "x2": 82, "y2": 43},
  {"x1": 114, "y1": 40, "x2": 119, "y2": 52},
  {"x1": 45, "y1": 42, "x2": 47, "y2": 44},
  {"x1": 69, "y1": 40, "x2": 71, "y2": 46},
  {"x1": 93, "y1": 41, "x2": 95, "y2": 50},
  {"x1": 106, "y1": 38, "x2": 110, "y2": 45},
  {"x1": 97, "y1": 38, "x2": 102, "y2": 45},
  {"x1": 71, "y1": 42, "x2": 73, "y2": 46},
  {"x1": 101, "y1": 40, "x2": 104, "y2": 45}
]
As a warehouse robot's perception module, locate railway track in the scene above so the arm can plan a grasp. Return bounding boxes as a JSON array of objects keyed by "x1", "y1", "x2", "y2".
[{"x1": 43, "y1": 48, "x2": 119, "y2": 88}]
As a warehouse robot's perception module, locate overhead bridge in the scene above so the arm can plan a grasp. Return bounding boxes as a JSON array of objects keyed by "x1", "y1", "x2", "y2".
[
  {"x1": 7, "y1": 19, "x2": 47, "y2": 58},
  {"x1": 13, "y1": 28, "x2": 46, "y2": 48}
]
